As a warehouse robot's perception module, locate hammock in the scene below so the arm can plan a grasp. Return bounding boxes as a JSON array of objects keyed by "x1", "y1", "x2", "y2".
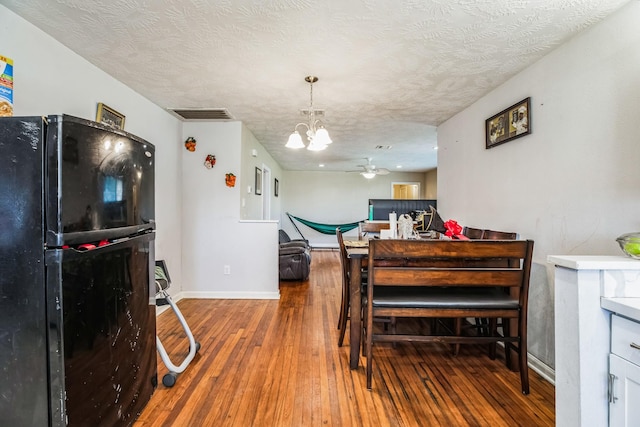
[{"x1": 286, "y1": 212, "x2": 363, "y2": 239}]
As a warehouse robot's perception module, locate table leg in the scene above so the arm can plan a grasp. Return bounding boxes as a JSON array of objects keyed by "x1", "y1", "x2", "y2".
[{"x1": 349, "y1": 257, "x2": 361, "y2": 369}]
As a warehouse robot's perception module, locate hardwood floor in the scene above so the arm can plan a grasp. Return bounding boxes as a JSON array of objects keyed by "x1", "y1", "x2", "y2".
[{"x1": 134, "y1": 250, "x2": 555, "y2": 427}]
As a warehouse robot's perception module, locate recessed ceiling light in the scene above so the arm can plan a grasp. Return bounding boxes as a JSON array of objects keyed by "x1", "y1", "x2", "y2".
[
  {"x1": 434, "y1": 146, "x2": 438, "y2": 150},
  {"x1": 396, "y1": 165, "x2": 402, "y2": 169},
  {"x1": 319, "y1": 164, "x2": 325, "y2": 167}
]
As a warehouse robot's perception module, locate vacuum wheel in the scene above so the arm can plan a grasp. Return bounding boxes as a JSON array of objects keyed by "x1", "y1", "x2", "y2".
[
  {"x1": 163, "y1": 372, "x2": 177, "y2": 387},
  {"x1": 191, "y1": 341, "x2": 201, "y2": 353}
]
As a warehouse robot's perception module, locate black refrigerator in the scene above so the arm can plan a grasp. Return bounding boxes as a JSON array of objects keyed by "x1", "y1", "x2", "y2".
[{"x1": 0, "y1": 115, "x2": 157, "y2": 426}]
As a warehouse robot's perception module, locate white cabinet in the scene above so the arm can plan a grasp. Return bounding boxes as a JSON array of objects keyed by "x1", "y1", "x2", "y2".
[
  {"x1": 548, "y1": 255, "x2": 640, "y2": 427},
  {"x1": 609, "y1": 314, "x2": 640, "y2": 426}
]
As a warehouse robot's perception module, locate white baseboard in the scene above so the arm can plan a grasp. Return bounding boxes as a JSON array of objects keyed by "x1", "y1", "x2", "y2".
[
  {"x1": 527, "y1": 352, "x2": 555, "y2": 385},
  {"x1": 310, "y1": 243, "x2": 338, "y2": 249}
]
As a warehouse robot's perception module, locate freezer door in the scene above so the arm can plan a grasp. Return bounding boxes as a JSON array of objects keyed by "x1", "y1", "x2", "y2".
[
  {"x1": 45, "y1": 115, "x2": 155, "y2": 246},
  {"x1": 46, "y1": 233, "x2": 157, "y2": 426},
  {"x1": 0, "y1": 116, "x2": 50, "y2": 427}
]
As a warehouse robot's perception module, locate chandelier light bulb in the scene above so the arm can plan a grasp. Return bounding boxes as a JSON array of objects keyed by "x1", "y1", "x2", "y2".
[
  {"x1": 285, "y1": 131, "x2": 305, "y2": 149},
  {"x1": 314, "y1": 127, "x2": 332, "y2": 145}
]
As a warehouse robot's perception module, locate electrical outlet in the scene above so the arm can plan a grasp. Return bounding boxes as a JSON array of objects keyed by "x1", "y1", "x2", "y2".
[{"x1": 224, "y1": 265, "x2": 231, "y2": 275}]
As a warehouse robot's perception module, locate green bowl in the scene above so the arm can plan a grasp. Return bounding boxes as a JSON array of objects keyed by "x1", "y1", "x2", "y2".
[{"x1": 616, "y1": 232, "x2": 640, "y2": 260}]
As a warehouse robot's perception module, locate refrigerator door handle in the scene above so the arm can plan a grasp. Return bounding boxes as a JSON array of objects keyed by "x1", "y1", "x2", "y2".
[{"x1": 45, "y1": 232, "x2": 155, "y2": 265}]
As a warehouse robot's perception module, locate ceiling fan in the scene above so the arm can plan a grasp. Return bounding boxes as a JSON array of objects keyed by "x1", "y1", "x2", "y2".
[{"x1": 348, "y1": 158, "x2": 390, "y2": 179}]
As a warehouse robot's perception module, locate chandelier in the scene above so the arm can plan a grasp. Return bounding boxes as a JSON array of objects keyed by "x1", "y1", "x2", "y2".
[{"x1": 285, "y1": 76, "x2": 332, "y2": 151}]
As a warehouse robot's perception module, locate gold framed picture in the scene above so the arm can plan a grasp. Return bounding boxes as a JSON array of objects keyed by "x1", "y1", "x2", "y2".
[
  {"x1": 486, "y1": 97, "x2": 530, "y2": 149},
  {"x1": 96, "y1": 102, "x2": 126, "y2": 130}
]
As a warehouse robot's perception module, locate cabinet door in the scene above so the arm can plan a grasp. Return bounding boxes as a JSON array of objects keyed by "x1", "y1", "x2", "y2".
[{"x1": 610, "y1": 354, "x2": 640, "y2": 426}]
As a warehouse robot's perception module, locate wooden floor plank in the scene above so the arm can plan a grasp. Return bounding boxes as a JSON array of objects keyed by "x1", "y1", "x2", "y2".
[{"x1": 134, "y1": 250, "x2": 555, "y2": 427}]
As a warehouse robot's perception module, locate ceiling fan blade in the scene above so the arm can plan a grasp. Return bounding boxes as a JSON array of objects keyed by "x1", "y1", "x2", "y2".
[{"x1": 375, "y1": 168, "x2": 390, "y2": 175}]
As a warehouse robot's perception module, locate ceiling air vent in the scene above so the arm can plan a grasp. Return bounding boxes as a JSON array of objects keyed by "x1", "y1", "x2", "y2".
[{"x1": 169, "y1": 108, "x2": 234, "y2": 121}]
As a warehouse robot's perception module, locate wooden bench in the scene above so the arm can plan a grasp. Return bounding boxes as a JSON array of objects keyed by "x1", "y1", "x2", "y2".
[{"x1": 364, "y1": 238, "x2": 534, "y2": 394}]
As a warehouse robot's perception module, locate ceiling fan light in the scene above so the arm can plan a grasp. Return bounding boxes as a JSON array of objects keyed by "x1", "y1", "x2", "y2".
[
  {"x1": 286, "y1": 131, "x2": 305, "y2": 149},
  {"x1": 361, "y1": 172, "x2": 376, "y2": 179},
  {"x1": 315, "y1": 127, "x2": 332, "y2": 145}
]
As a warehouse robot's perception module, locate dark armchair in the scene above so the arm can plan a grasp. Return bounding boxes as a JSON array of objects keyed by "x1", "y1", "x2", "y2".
[{"x1": 278, "y1": 230, "x2": 311, "y2": 281}]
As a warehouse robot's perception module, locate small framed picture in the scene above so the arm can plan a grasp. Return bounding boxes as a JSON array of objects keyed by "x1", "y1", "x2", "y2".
[
  {"x1": 255, "y1": 167, "x2": 262, "y2": 195},
  {"x1": 96, "y1": 103, "x2": 126, "y2": 130},
  {"x1": 274, "y1": 178, "x2": 279, "y2": 197},
  {"x1": 486, "y1": 97, "x2": 530, "y2": 149}
]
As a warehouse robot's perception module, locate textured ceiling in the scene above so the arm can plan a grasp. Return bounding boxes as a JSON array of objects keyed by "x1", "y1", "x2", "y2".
[{"x1": 2, "y1": 0, "x2": 632, "y2": 173}]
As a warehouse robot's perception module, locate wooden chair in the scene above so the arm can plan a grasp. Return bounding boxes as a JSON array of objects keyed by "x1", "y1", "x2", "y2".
[
  {"x1": 364, "y1": 239, "x2": 534, "y2": 394},
  {"x1": 336, "y1": 227, "x2": 350, "y2": 346},
  {"x1": 462, "y1": 226, "x2": 485, "y2": 239},
  {"x1": 337, "y1": 227, "x2": 393, "y2": 348},
  {"x1": 358, "y1": 221, "x2": 390, "y2": 239},
  {"x1": 454, "y1": 228, "x2": 520, "y2": 355}
]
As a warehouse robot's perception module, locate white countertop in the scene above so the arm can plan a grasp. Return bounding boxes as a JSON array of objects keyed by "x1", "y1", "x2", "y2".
[
  {"x1": 602, "y1": 297, "x2": 640, "y2": 322},
  {"x1": 547, "y1": 255, "x2": 640, "y2": 270}
]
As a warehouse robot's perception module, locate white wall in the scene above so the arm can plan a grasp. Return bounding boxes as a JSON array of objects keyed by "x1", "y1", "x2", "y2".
[
  {"x1": 181, "y1": 121, "x2": 279, "y2": 298},
  {"x1": 281, "y1": 171, "x2": 428, "y2": 246},
  {"x1": 437, "y1": 1, "x2": 640, "y2": 369},
  {"x1": 1, "y1": 6, "x2": 184, "y2": 296}
]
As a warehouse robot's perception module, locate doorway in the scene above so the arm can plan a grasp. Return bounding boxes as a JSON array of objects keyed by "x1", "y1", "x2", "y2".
[{"x1": 391, "y1": 182, "x2": 421, "y2": 199}]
